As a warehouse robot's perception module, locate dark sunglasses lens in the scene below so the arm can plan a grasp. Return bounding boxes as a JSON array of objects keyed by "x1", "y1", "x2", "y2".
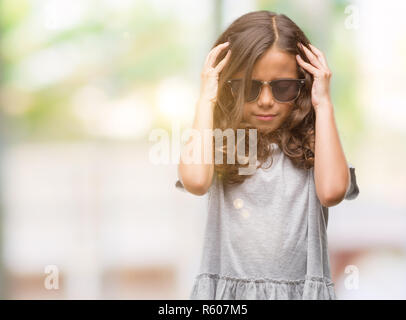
[
  {"x1": 273, "y1": 80, "x2": 300, "y2": 102},
  {"x1": 248, "y1": 80, "x2": 262, "y2": 102},
  {"x1": 229, "y1": 80, "x2": 261, "y2": 102}
]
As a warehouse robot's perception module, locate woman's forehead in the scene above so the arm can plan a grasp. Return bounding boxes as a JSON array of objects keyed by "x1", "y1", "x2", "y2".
[{"x1": 233, "y1": 48, "x2": 298, "y2": 79}]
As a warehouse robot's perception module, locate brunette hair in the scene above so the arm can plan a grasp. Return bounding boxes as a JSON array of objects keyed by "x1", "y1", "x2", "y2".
[{"x1": 211, "y1": 10, "x2": 316, "y2": 185}]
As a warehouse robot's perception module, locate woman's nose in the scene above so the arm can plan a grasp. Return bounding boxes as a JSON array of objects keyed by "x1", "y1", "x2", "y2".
[{"x1": 257, "y1": 84, "x2": 275, "y2": 105}]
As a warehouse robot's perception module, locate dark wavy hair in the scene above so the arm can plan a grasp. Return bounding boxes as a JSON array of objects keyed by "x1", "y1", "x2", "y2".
[{"x1": 210, "y1": 10, "x2": 316, "y2": 185}]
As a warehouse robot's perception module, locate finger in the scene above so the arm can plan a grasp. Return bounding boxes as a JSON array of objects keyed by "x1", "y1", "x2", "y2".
[
  {"x1": 205, "y1": 43, "x2": 224, "y2": 62},
  {"x1": 208, "y1": 42, "x2": 230, "y2": 68},
  {"x1": 296, "y1": 54, "x2": 319, "y2": 75},
  {"x1": 308, "y1": 44, "x2": 329, "y2": 69},
  {"x1": 298, "y1": 43, "x2": 323, "y2": 70},
  {"x1": 207, "y1": 42, "x2": 229, "y2": 68},
  {"x1": 215, "y1": 49, "x2": 231, "y2": 72},
  {"x1": 204, "y1": 45, "x2": 220, "y2": 65}
]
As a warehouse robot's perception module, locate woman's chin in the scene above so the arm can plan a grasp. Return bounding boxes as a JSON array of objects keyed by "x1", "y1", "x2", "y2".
[{"x1": 256, "y1": 124, "x2": 275, "y2": 134}]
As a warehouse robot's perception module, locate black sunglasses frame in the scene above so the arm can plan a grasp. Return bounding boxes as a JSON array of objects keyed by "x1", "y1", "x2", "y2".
[{"x1": 227, "y1": 78, "x2": 306, "y2": 103}]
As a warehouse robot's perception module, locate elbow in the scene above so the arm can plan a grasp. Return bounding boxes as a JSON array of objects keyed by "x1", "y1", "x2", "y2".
[
  {"x1": 318, "y1": 188, "x2": 346, "y2": 208},
  {"x1": 183, "y1": 182, "x2": 209, "y2": 196},
  {"x1": 318, "y1": 171, "x2": 350, "y2": 207},
  {"x1": 178, "y1": 163, "x2": 212, "y2": 196},
  {"x1": 180, "y1": 174, "x2": 211, "y2": 196}
]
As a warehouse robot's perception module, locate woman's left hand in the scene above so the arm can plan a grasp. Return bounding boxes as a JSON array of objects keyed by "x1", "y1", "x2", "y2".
[{"x1": 296, "y1": 43, "x2": 332, "y2": 110}]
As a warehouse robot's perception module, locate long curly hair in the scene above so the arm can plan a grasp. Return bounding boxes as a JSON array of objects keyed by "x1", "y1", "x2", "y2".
[{"x1": 210, "y1": 10, "x2": 316, "y2": 186}]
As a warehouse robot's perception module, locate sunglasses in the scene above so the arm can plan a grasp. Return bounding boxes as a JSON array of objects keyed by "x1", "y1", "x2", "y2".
[{"x1": 227, "y1": 78, "x2": 305, "y2": 103}]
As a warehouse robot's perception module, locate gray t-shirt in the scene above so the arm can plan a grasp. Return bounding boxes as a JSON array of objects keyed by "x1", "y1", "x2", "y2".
[{"x1": 176, "y1": 142, "x2": 359, "y2": 300}]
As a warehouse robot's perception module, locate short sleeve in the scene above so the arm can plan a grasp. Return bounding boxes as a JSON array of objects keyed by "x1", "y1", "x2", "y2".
[{"x1": 344, "y1": 162, "x2": 359, "y2": 200}]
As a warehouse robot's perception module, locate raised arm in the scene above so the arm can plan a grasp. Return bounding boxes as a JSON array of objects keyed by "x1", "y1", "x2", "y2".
[
  {"x1": 178, "y1": 41, "x2": 231, "y2": 196},
  {"x1": 296, "y1": 42, "x2": 350, "y2": 207}
]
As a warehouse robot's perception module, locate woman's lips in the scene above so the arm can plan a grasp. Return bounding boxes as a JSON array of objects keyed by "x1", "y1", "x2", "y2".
[{"x1": 255, "y1": 114, "x2": 277, "y2": 121}]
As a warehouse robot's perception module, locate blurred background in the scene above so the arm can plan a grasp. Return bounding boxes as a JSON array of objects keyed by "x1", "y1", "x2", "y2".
[{"x1": 0, "y1": 0, "x2": 405, "y2": 299}]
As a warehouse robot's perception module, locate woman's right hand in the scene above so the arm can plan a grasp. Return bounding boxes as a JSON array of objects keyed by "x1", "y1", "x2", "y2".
[
  {"x1": 180, "y1": 42, "x2": 230, "y2": 196},
  {"x1": 199, "y1": 41, "x2": 231, "y2": 104}
]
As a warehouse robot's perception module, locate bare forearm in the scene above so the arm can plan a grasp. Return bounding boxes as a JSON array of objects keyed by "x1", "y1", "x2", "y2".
[
  {"x1": 178, "y1": 98, "x2": 215, "y2": 194},
  {"x1": 314, "y1": 102, "x2": 350, "y2": 206}
]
